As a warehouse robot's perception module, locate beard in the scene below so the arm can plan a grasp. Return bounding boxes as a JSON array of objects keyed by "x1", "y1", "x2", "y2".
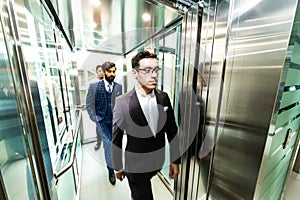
[{"x1": 105, "y1": 74, "x2": 115, "y2": 83}]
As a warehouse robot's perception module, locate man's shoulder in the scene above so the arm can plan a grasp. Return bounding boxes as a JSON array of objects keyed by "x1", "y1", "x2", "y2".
[
  {"x1": 114, "y1": 82, "x2": 122, "y2": 87},
  {"x1": 116, "y1": 89, "x2": 134, "y2": 100},
  {"x1": 155, "y1": 89, "x2": 163, "y2": 93},
  {"x1": 155, "y1": 89, "x2": 168, "y2": 96},
  {"x1": 89, "y1": 81, "x2": 100, "y2": 86}
]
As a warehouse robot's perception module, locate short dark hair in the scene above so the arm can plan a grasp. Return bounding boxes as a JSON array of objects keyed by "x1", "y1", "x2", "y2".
[
  {"x1": 101, "y1": 62, "x2": 116, "y2": 71},
  {"x1": 131, "y1": 50, "x2": 157, "y2": 70},
  {"x1": 96, "y1": 65, "x2": 102, "y2": 71}
]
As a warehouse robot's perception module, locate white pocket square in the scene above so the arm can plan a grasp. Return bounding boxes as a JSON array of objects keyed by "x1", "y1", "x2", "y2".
[{"x1": 163, "y1": 106, "x2": 168, "y2": 111}]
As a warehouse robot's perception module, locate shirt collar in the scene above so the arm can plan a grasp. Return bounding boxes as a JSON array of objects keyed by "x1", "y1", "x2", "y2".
[
  {"x1": 103, "y1": 79, "x2": 114, "y2": 88},
  {"x1": 135, "y1": 86, "x2": 155, "y2": 98}
]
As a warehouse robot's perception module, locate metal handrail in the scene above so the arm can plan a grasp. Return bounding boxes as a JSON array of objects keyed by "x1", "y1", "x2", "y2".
[
  {"x1": 157, "y1": 171, "x2": 174, "y2": 195},
  {"x1": 54, "y1": 109, "x2": 82, "y2": 179}
]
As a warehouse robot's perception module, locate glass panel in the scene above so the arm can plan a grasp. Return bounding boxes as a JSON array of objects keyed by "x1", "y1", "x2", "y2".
[
  {"x1": 55, "y1": 33, "x2": 78, "y2": 131},
  {"x1": 13, "y1": 0, "x2": 57, "y2": 198},
  {"x1": 0, "y1": 5, "x2": 37, "y2": 199},
  {"x1": 156, "y1": 28, "x2": 181, "y2": 188},
  {"x1": 157, "y1": 50, "x2": 176, "y2": 187},
  {"x1": 21, "y1": 0, "x2": 81, "y2": 197},
  {"x1": 41, "y1": 26, "x2": 67, "y2": 139},
  {"x1": 1, "y1": 0, "x2": 81, "y2": 199}
]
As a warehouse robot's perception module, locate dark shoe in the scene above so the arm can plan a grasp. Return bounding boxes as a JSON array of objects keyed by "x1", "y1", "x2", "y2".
[
  {"x1": 109, "y1": 172, "x2": 116, "y2": 185},
  {"x1": 94, "y1": 143, "x2": 100, "y2": 150}
]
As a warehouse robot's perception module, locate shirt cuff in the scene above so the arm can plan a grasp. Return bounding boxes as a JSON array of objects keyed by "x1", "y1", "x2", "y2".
[{"x1": 114, "y1": 169, "x2": 124, "y2": 173}]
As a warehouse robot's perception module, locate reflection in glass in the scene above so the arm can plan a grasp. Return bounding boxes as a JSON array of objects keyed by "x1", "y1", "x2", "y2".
[
  {"x1": 8, "y1": 0, "x2": 59, "y2": 198},
  {"x1": 152, "y1": 28, "x2": 180, "y2": 189},
  {"x1": 0, "y1": 18, "x2": 37, "y2": 199}
]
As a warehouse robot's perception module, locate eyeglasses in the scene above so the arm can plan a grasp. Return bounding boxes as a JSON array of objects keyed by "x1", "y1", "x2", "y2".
[{"x1": 138, "y1": 67, "x2": 161, "y2": 75}]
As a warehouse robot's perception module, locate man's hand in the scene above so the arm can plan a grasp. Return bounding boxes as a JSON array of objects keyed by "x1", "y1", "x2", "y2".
[
  {"x1": 115, "y1": 170, "x2": 125, "y2": 181},
  {"x1": 169, "y1": 163, "x2": 179, "y2": 179}
]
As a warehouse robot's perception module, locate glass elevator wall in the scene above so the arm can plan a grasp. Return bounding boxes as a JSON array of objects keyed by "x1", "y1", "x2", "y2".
[{"x1": 0, "y1": 0, "x2": 82, "y2": 199}]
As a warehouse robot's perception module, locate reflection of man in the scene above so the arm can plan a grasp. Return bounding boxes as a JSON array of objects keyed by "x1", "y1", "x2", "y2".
[
  {"x1": 42, "y1": 64, "x2": 63, "y2": 124},
  {"x1": 0, "y1": 83, "x2": 13, "y2": 98},
  {"x1": 42, "y1": 64, "x2": 63, "y2": 145},
  {"x1": 112, "y1": 50, "x2": 180, "y2": 200},
  {"x1": 44, "y1": 78, "x2": 63, "y2": 124},
  {"x1": 93, "y1": 65, "x2": 105, "y2": 150},
  {"x1": 86, "y1": 62, "x2": 122, "y2": 185}
]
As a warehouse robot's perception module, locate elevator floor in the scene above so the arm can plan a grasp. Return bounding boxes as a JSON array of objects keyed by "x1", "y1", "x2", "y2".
[
  {"x1": 284, "y1": 171, "x2": 300, "y2": 200},
  {"x1": 79, "y1": 142, "x2": 173, "y2": 200},
  {"x1": 2, "y1": 142, "x2": 299, "y2": 199},
  {"x1": 80, "y1": 109, "x2": 173, "y2": 199}
]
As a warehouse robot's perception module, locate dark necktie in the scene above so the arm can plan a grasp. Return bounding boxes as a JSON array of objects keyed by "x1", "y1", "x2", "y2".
[{"x1": 108, "y1": 83, "x2": 112, "y2": 94}]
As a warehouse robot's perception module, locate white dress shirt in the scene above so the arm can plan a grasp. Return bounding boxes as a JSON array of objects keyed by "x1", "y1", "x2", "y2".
[
  {"x1": 135, "y1": 87, "x2": 159, "y2": 136},
  {"x1": 104, "y1": 79, "x2": 114, "y2": 92}
]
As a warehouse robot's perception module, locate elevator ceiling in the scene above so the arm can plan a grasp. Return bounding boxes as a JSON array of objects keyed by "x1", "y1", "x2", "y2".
[{"x1": 52, "y1": 0, "x2": 183, "y2": 55}]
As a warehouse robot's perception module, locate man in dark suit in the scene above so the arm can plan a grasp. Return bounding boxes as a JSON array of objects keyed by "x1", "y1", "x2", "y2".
[
  {"x1": 112, "y1": 50, "x2": 180, "y2": 200},
  {"x1": 86, "y1": 62, "x2": 122, "y2": 185}
]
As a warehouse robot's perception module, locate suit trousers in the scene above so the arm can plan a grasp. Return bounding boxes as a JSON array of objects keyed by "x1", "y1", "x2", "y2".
[
  {"x1": 96, "y1": 127, "x2": 102, "y2": 144},
  {"x1": 125, "y1": 171, "x2": 157, "y2": 200},
  {"x1": 96, "y1": 121, "x2": 113, "y2": 172}
]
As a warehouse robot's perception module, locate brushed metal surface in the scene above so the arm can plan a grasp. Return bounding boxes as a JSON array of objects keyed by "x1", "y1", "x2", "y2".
[{"x1": 206, "y1": 0, "x2": 299, "y2": 199}]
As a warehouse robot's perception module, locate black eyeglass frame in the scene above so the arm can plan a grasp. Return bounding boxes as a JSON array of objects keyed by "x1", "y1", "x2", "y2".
[{"x1": 137, "y1": 67, "x2": 161, "y2": 75}]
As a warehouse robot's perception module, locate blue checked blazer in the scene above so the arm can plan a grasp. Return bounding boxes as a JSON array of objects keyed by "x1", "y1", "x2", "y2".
[{"x1": 86, "y1": 80, "x2": 122, "y2": 122}]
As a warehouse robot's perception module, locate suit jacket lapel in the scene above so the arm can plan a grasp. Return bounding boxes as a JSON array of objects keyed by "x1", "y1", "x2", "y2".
[
  {"x1": 111, "y1": 82, "x2": 116, "y2": 100},
  {"x1": 97, "y1": 80, "x2": 106, "y2": 106},
  {"x1": 155, "y1": 90, "x2": 168, "y2": 133},
  {"x1": 112, "y1": 82, "x2": 121, "y2": 97},
  {"x1": 155, "y1": 89, "x2": 164, "y2": 107},
  {"x1": 129, "y1": 89, "x2": 148, "y2": 126}
]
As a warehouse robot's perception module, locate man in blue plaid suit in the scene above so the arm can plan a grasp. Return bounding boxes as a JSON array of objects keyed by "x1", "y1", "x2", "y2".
[{"x1": 86, "y1": 61, "x2": 122, "y2": 185}]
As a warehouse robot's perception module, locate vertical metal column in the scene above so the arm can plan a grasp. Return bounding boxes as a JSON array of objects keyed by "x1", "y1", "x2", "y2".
[{"x1": 175, "y1": 4, "x2": 204, "y2": 200}]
